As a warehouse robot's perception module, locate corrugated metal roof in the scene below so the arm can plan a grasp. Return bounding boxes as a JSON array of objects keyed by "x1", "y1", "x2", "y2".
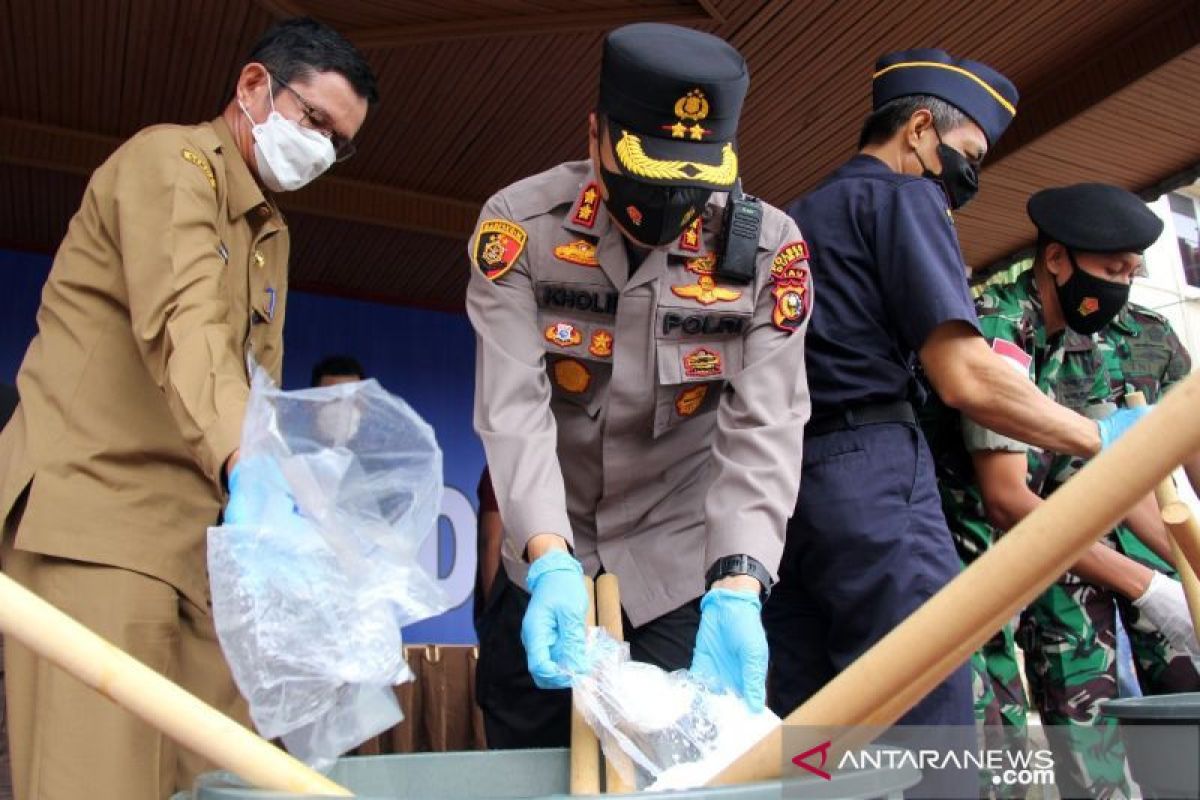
[{"x1": 1, "y1": 0, "x2": 1198, "y2": 308}]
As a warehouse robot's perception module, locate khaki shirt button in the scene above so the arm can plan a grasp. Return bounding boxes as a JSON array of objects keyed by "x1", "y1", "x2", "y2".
[{"x1": 253, "y1": 250, "x2": 265, "y2": 270}]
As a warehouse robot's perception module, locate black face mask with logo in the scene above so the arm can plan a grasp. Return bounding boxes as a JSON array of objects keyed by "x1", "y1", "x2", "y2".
[
  {"x1": 599, "y1": 164, "x2": 711, "y2": 247},
  {"x1": 918, "y1": 131, "x2": 979, "y2": 210},
  {"x1": 1055, "y1": 249, "x2": 1131, "y2": 335}
]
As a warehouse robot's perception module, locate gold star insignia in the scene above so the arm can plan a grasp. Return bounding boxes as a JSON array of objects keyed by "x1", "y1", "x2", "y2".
[
  {"x1": 671, "y1": 121, "x2": 688, "y2": 138},
  {"x1": 689, "y1": 124, "x2": 706, "y2": 141}
]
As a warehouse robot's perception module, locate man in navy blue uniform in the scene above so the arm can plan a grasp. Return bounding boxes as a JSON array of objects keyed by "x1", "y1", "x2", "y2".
[{"x1": 763, "y1": 49, "x2": 1153, "y2": 733}]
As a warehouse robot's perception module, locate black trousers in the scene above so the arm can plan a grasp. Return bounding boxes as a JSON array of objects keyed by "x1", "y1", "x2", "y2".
[{"x1": 475, "y1": 567, "x2": 700, "y2": 749}]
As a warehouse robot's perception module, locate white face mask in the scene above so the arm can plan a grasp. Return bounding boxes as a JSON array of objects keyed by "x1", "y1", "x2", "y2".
[{"x1": 239, "y1": 75, "x2": 335, "y2": 192}]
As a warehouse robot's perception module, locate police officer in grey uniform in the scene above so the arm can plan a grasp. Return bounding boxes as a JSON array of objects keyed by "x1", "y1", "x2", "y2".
[{"x1": 467, "y1": 22, "x2": 813, "y2": 748}]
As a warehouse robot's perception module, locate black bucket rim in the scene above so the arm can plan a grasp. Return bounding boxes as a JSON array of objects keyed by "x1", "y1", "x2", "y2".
[{"x1": 1101, "y1": 692, "x2": 1200, "y2": 720}]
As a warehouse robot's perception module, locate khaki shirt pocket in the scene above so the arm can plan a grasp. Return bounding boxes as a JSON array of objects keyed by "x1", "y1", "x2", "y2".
[
  {"x1": 538, "y1": 312, "x2": 613, "y2": 418},
  {"x1": 652, "y1": 338, "x2": 744, "y2": 438}
]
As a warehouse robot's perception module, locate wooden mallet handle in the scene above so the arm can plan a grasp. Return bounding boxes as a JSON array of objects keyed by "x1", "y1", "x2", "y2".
[
  {"x1": 595, "y1": 574, "x2": 635, "y2": 794},
  {"x1": 1126, "y1": 391, "x2": 1200, "y2": 639},
  {"x1": 570, "y1": 575, "x2": 601, "y2": 795},
  {"x1": 0, "y1": 571, "x2": 353, "y2": 795},
  {"x1": 709, "y1": 369, "x2": 1200, "y2": 786}
]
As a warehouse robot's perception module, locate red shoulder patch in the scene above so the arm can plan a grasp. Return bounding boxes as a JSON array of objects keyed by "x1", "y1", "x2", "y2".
[{"x1": 473, "y1": 219, "x2": 528, "y2": 281}]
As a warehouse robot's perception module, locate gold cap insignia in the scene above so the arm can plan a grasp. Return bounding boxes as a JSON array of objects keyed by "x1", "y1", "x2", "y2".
[{"x1": 665, "y1": 89, "x2": 711, "y2": 140}]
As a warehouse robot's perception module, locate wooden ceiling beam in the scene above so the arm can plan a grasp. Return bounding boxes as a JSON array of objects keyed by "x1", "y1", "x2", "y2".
[
  {"x1": 987, "y1": 1, "x2": 1200, "y2": 166},
  {"x1": 253, "y1": 0, "x2": 715, "y2": 47},
  {"x1": 345, "y1": 6, "x2": 712, "y2": 49},
  {"x1": 0, "y1": 117, "x2": 480, "y2": 239}
]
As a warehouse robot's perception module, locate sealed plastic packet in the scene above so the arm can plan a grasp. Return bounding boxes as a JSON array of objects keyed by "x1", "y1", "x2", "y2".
[
  {"x1": 208, "y1": 364, "x2": 450, "y2": 768},
  {"x1": 572, "y1": 628, "x2": 780, "y2": 791}
]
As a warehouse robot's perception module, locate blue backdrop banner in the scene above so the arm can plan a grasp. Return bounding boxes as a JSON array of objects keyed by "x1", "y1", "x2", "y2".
[{"x1": 0, "y1": 248, "x2": 484, "y2": 644}]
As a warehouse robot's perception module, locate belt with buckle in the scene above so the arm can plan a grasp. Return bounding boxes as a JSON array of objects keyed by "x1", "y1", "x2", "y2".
[{"x1": 805, "y1": 400, "x2": 916, "y2": 439}]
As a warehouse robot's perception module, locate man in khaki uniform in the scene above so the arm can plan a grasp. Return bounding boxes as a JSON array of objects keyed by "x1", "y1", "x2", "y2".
[
  {"x1": 0, "y1": 18, "x2": 376, "y2": 800},
  {"x1": 469, "y1": 23, "x2": 812, "y2": 748}
]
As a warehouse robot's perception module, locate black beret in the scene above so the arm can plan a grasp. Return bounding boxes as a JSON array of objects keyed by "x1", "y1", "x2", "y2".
[
  {"x1": 1028, "y1": 183, "x2": 1163, "y2": 253},
  {"x1": 873, "y1": 48, "x2": 1018, "y2": 146},
  {"x1": 598, "y1": 23, "x2": 748, "y2": 189}
]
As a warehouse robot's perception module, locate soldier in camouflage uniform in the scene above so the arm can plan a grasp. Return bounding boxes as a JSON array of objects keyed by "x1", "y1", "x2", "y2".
[
  {"x1": 1097, "y1": 305, "x2": 1200, "y2": 692},
  {"x1": 927, "y1": 183, "x2": 1200, "y2": 799},
  {"x1": 921, "y1": 395, "x2": 1029, "y2": 796}
]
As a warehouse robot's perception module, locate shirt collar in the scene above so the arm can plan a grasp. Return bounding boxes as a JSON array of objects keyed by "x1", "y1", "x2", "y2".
[
  {"x1": 561, "y1": 164, "x2": 725, "y2": 258},
  {"x1": 211, "y1": 116, "x2": 277, "y2": 222},
  {"x1": 1108, "y1": 306, "x2": 1141, "y2": 337}
]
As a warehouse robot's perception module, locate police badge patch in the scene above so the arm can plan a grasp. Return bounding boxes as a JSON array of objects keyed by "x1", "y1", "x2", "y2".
[
  {"x1": 769, "y1": 240, "x2": 812, "y2": 333},
  {"x1": 473, "y1": 219, "x2": 528, "y2": 281}
]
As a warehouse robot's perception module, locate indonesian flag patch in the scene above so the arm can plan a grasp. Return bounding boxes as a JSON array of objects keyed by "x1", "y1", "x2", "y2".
[{"x1": 990, "y1": 338, "x2": 1032, "y2": 377}]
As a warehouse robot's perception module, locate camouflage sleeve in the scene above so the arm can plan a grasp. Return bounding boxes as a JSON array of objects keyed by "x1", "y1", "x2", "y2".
[
  {"x1": 1161, "y1": 321, "x2": 1192, "y2": 392},
  {"x1": 963, "y1": 417, "x2": 1029, "y2": 453},
  {"x1": 964, "y1": 285, "x2": 1034, "y2": 453}
]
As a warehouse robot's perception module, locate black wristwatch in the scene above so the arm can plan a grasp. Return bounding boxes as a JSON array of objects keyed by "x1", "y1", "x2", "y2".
[{"x1": 705, "y1": 554, "x2": 772, "y2": 603}]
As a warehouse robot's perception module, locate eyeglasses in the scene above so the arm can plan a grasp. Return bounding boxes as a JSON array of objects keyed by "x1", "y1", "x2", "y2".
[{"x1": 271, "y1": 73, "x2": 356, "y2": 162}]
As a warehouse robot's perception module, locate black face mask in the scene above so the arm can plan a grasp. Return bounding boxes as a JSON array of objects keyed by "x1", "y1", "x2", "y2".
[
  {"x1": 1055, "y1": 250, "x2": 1131, "y2": 335},
  {"x1": 918, "y1": 133, "x2": 979, "y2": 210},
  {"x1": 599, "y1": 165, "x2": 711, "y2": 247}
]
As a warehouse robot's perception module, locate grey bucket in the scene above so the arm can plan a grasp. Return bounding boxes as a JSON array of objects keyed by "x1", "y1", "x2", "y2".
[
  {"x1": 1101, "y1": 692, "x2": 1200, "y2": 798},
  {"x1": 171, "y1": 746, "x2": 921, "y2": 799}
]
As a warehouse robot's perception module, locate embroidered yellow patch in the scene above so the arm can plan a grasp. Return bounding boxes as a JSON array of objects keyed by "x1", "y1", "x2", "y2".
[{"x1": 181, "y1": 149, "x2": 216, "y2": 191}]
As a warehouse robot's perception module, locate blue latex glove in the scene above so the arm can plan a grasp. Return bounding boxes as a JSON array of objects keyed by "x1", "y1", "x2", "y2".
[
  {"x1": 690, "y1": 587, "x2": 768, "y2": 712},
  {"x1": 1097, "y1": 405, "x2": 1151, "y2": 450},
  {"x1": 521, "y1": 550, "x2": 589, "y2": 689},
  {"x1": 225, "y1": 455, "x2": 299, "y2": 526}
]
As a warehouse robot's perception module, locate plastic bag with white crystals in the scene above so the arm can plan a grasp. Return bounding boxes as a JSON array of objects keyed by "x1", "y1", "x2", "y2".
[
  {"x1": 207, "y1": 365, "x2": 448, "y2": 768},
  {"x1": 572, "y1": 628, "x2": 780, "y2": 791}
]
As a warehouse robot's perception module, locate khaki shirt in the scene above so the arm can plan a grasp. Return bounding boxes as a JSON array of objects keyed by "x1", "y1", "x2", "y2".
[
  {"x1": 467, "y1": 161, "x2": 811, "y2": 625},
  {"x1": 0, "y1": 117, "x2": 289, "y2": 608}
]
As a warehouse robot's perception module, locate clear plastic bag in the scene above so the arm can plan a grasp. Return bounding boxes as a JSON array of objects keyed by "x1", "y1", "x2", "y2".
[
  {"x1": 572, "y1": 628, "x2": 780, "y2": 791},
  {"x1": 208, "y1": 365, "x2": 449, "y2": 768}
]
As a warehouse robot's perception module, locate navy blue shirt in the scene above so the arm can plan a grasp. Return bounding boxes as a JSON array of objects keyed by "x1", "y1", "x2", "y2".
[{"x1": 788, "y1": 155, "x2": 979, "y2": 416}]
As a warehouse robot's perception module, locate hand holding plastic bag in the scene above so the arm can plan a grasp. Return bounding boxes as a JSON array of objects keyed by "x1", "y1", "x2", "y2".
[
  {"x1": 690, "y1": 587, "x2": 769, "y2": 712},
  {"x1": 208, "y1": 365, "x2": 450, "y2": 768},
  {"x1": 572, "y1": 628, "x2": 779, "y2": 792}
]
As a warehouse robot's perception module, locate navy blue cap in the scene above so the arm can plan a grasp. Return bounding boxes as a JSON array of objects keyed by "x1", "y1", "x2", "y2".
[
  {"x1": 598, "y1": 23, "x2": 748, "y2": 189},
  {"x1": 1028, "y1": 183, "x2": 1163, "y2": 253},
  {"x1": 872, "y1": 48, "x2": 1018, "y2": 146}
]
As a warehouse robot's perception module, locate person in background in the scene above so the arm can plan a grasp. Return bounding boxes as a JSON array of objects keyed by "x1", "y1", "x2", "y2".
[
  {"x1": 0, "y1": 18, "x2": 377, "y2": 800},
  {"x1": 474, "y1": 467, "x2": 503, "y2": 627},
  {"x1": 932, "y1": 183, "x2": 1200, "y2": 797},
  {"x1": 764, "y1": 48, "x2": 1156, "y2": 727},
  {"x1": 311, "y1": 354, "x2": 366, "y2": 387}
]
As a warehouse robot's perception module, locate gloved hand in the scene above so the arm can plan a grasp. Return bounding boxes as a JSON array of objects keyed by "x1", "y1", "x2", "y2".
[
  {"x1": 1096, "y1": 405, "x2": 1151, "y2": 450},
  {"x1": 225, "y1": 455, "x2": 301, "y2": 528},
  {"x1": 1133, "y1": 572, "x2": 1200, "y2": 668},
  {"x1": 521, "y1": 550, "x2": 589, "y2": 689},
  {"x1": 690, "y1": 587, "x2": 769, "y2": 712}
]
